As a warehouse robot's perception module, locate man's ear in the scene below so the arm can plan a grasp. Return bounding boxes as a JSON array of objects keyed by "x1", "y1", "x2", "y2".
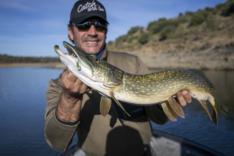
[
  {"x1": 105, "y1": 27, "x2": 108, "y2": 35},
  {"x1": 68, "y1": 27, "x2": 74, "y2": 41}
]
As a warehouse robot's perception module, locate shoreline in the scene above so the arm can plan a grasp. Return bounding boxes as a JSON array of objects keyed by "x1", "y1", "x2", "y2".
[
  {"x1": 0, "y1": 63, "x2": 66, "y2": 69},
  {"x1": 1, "y1": 54, "x2": 234, "y2": 71}
]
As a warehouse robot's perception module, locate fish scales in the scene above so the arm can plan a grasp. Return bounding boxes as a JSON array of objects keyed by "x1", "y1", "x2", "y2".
[
  {"x1": 113, "y1": 70, "x2": 208, "y2": 105},
  {"x1": 54, "y1": 41, "x2": 228, "y2": 125}
]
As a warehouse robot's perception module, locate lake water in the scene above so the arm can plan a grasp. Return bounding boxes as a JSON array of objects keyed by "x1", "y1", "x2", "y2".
[{"x1": 0, "y1": 67, "x2": 233, "y2": 156}]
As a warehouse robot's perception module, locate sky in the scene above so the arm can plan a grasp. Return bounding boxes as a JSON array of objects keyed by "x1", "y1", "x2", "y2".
[{"x1": 0, "y1": 0, "x2": 227, "y2": 57}]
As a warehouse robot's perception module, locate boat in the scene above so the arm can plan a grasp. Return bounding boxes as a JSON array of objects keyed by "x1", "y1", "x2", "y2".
[
  {"x1": 56, "y1": 130, "x2": 225, "y2": 156},
  {"x1": 150, "y1": 130, "x2": 225, "y2": 156}
]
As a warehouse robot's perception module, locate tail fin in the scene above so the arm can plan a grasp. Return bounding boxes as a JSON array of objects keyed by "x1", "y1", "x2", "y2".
[{"x1": 215, "y1": 99, "x2": 228, "y2": 114}]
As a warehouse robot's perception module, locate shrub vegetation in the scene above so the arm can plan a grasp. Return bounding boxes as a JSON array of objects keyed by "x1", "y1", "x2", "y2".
[
  {"x1": 189, "y1": 10, "x2": 209, "y2": 26},
  {"x1": 115, "y1": 35, "x2": 128, "y2": 45},
  {"x1": 127, "y1": 26, "x2": 143, "y2": 35},
  {"x1": 138, "y1": 32, "x2": 149, "y2": 45},
  {"x1": 107, "y1": 0, "x2": 233, "y2": 51},
  {"x1": 221, "y1": 0, "x2": 234, "y2": 16}
]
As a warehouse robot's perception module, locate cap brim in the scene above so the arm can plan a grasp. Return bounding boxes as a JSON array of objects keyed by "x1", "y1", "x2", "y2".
[{"x1": 71, "y1": 14, "x2": 109, "y2": 25}]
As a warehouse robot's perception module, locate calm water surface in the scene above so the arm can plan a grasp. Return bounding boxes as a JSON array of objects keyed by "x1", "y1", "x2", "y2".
[{"x1": 0, "y1": 67, "x2": 233, "y2": 156}]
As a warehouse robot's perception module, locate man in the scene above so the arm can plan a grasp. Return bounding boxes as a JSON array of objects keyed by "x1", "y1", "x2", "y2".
[{"x1": 44, "y1": 0, "x2": 192, "y2": 155}]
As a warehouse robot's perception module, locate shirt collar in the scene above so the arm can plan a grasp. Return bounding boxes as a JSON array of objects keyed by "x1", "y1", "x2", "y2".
[{"x1": 96, "y1": 50, "x2": 105, "y2": 58}]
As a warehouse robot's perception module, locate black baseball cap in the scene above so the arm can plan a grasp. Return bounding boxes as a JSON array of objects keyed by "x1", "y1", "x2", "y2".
[{"x1": 70, "y1": 0, "x2": 109, "y2": 24}]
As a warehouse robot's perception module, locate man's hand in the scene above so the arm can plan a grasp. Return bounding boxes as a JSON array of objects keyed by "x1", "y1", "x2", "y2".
[
  {"x1": 61, "y1": 70, "x2": 90, "y2": 99},
  {"x1": 176, "y1": 90, "x2": 192, "y2": 107},
  {"x1": 56, "y1": 70, "x2": 91, "y2": 123}
]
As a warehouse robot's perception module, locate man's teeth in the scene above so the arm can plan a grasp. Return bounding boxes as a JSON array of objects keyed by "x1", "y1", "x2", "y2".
[{"x1": 87, "y1": 41, "x2": 97, "y2": 43}]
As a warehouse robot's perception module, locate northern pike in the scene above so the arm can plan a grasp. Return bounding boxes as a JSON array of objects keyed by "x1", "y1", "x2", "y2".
[{"x1": 54, "y1": 41, "x2": 228, "y2": 125}]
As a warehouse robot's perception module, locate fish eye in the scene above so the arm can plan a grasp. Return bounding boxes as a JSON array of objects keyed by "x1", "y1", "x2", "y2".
[{"x1": 94, "y1": 57, "x2": 99, "y2": 63}]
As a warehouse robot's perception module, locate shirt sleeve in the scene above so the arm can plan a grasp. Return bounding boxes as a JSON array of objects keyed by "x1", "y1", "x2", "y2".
[
  {"x1": 135, "y1": 56, "x2": 169, "y2": 125},
  {"x1": 44, "y1": 76, "x2": 79, "y2": 151}
]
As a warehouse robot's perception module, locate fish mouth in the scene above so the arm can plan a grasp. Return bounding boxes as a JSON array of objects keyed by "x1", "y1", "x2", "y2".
[
  {"x1": 61, "y1": 41, "x2": 95, "y2": 77},
  {"x1": 54, "y1": 45, "x2": 74, "y2": 58},
  {"x1": 62, "y1": 42, "x2": 79, "y2": 58}
]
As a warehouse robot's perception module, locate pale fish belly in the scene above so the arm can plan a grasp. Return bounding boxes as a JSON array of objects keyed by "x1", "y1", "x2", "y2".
[{"x1": 112, "y1": 88, "x2": 166, "y2": 106}]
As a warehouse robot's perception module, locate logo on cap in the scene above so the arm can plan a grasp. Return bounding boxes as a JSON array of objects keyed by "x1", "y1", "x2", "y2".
[{"x1": 77, "y1": 0, "x2": 104, "y2": 13}]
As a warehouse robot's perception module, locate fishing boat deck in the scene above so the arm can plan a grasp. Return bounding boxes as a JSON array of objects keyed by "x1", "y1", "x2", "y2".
[{"x1": 57, "y1": 130, "x2": 224, "y2": 156}]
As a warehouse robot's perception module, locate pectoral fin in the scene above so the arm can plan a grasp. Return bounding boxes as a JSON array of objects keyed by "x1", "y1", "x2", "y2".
[
  {"x1": 100, "y1": 96, "x2": 112, "y2": 117},
  {"x1": 110, "y1": 92, "x2": 131, "y2": 117},
  {"x1": 198, "y1": 100, "x2": 212, "y2": 121},
  {"x1": 161, "y1": 102, "x2": 178, "y2": 121},
  {"x1": 168, "y1": 97, "x2": 185, "y2": 118}
]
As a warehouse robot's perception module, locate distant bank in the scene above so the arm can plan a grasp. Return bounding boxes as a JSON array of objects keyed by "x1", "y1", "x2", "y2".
[
  {"x1": 1, "y1": 54, "x2": 234, "y2": 71},
  {"x1": 0, "y1": 63, "x2": 66, "y2": 69}
]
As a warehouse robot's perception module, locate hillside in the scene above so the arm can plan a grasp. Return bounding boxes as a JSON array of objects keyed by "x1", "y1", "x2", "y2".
[{"x1": 107, "y1": 0, "x2": 234, "y2": 70}]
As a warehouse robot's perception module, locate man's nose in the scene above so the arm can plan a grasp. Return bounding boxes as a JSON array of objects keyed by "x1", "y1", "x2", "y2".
[{"x1": 87, "y1": 25, "x2": 97, "y2": 36}]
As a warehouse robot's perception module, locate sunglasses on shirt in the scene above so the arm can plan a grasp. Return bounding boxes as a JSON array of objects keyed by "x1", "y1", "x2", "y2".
[{"x1": 75, "y1": 21, "x2": 107, "y2": 32}]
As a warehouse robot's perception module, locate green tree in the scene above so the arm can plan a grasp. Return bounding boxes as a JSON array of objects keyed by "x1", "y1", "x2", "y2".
[
  {"x1": 127, "y1": 26, "x2": 143, "y2": 35},
  {"x1": 221, "y1": 0, "x2": 234, "y2": 16},
  {"x1": 189, "y1": 10, "x2": 209, "y2": 26}
]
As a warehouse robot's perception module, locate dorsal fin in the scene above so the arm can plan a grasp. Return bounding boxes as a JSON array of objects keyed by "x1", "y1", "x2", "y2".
[{"x1": 189, "y1": 69, "x2": 215, "y2": 89}]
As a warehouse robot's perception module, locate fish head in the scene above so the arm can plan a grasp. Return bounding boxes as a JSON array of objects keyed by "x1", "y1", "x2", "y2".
[
  {"x1": 54, "y1": 41, "x2": 113, "y2": 83},
  {"x1": 54, "y1": 41, "x2": 93, "y2": 79}
]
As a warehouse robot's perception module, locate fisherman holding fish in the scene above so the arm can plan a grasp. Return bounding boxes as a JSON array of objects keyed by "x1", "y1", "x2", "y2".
[{"x1": 44, "y1": 0, "x2": 193, "y2": 155}]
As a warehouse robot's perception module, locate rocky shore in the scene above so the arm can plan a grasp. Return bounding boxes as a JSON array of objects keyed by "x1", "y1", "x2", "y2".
[
  {"x1": 137, "y1": 47, "x2": 234, "y2": 71},
  {"x1": 1, "y1": 47, "x2": 234, "y2": 71}
]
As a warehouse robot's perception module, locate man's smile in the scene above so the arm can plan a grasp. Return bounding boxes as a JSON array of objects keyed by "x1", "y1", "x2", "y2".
[{"x1": 85, "y1": 40, "x2": 99, "y2": 46}]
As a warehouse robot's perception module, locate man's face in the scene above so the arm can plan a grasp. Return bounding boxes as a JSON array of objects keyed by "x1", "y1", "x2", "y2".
[{"x1": 68, "y1": 17, "x2": 107, "y2": 54}]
